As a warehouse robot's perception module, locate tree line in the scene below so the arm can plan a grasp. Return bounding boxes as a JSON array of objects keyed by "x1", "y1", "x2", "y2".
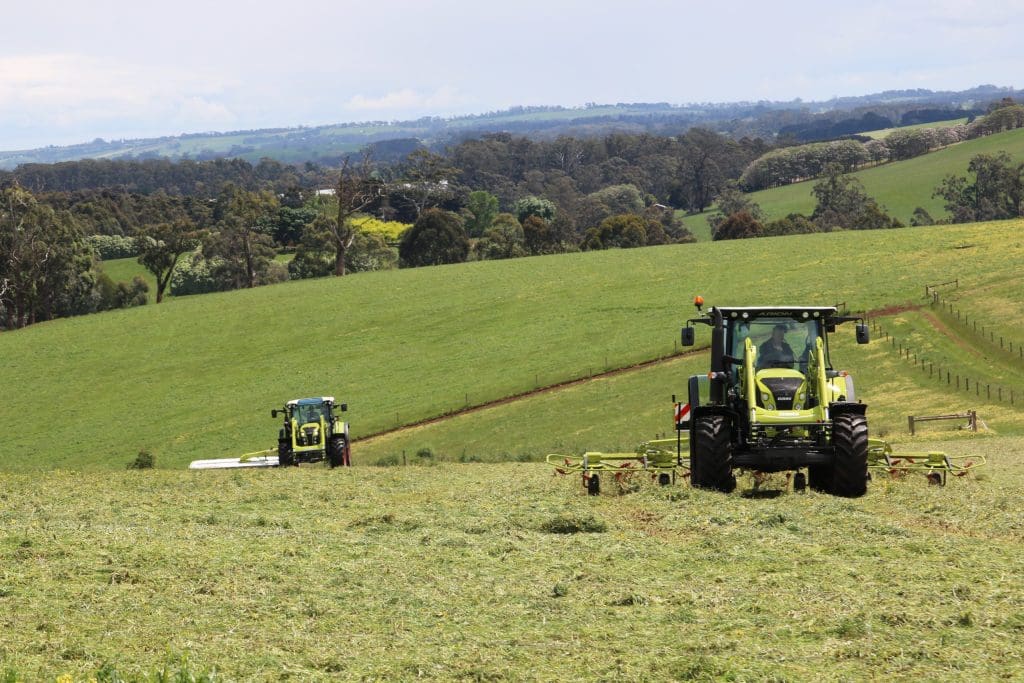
[{"x1": 5, "y1": 98, "x2": 1023, "y2": 330}]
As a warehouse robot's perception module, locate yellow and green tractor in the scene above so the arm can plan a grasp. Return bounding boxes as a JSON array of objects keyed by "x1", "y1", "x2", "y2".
[
  {"x1": 274, "y1": 396, "x2": 351, "y2": 467},
  {"x1": 680, "y1": 303, "x2": 871, "y2": 496}
]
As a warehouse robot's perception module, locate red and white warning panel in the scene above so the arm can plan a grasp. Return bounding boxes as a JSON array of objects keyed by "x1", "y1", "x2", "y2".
[{"x1": 674, "y1": 402, "x2": 691, "y2": 428}]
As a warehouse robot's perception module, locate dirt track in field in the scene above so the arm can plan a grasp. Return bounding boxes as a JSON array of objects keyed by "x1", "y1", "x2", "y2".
[
  {"x1": 353, "y1": 302, "x2": 943, "y2": 445},
  {"x1": 353, "y1": 348, "x2": 703, "y2": 444}
]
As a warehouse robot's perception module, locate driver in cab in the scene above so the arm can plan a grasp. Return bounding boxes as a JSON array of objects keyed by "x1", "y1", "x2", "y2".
[{"x1": 758, "y1": 324, "x2": 795, "y2": 369}]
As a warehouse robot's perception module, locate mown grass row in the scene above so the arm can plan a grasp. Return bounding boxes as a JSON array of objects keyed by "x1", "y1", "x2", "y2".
[{"x1": 1, "y1": 442, "x2": 1022, "y2": 680}]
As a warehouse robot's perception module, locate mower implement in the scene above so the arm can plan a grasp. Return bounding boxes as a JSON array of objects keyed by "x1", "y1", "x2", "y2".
[
  {"x1": 868, "y1": 438, "x2": 985, "y2": 485},
  {"x1": 548, "y1": 404, "x2": 691, "y2": 494},
  {"x1": 189, "y1": 450, "x2": 279, "y2": 470}
]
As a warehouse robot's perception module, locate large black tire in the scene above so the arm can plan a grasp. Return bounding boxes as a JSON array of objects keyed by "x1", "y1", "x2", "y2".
[
  {"x1": 830, "y1": 414, "x2": 869, "y2": 497},
  {"x1": 691, "y1": 415, "x2": 736, "y2": 493},
  {"x1": 807, "y1": 464, "x2": 831, "y2": 492},
  {"x1": 278, "y1": 439, "x2": 295, "y2": 467},
  {"x1": 328, "y1": 435, "x2": 349, "y2": 468}
]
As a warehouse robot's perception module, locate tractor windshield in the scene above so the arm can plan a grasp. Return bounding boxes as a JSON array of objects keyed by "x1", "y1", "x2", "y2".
[
  {"x1": 293, "y1": 402, "x2": 326, "y2": 425},
  {"x1": 731, "y1": 317, "x2": 824, "y2": 373}
]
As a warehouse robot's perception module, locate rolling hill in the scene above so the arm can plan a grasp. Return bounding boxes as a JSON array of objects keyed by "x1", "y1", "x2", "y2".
[
  {"x1": 683, "y1": 127, "x2": 1024, "y2": 239},
  {"x1": 3, "y1": 218, "x2": 1024, "y2": 471},
  {"x1": 2, "y1": 85, "x2": 1016, "y2": 169}
]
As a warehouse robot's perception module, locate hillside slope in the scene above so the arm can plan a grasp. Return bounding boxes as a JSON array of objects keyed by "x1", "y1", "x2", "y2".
[
  {"x1": 3, "y1": 219, "x2": 1024, "y2": 470},
  {"x1": 683, "y1": 127, "x2": 1024, "y2": 239}
]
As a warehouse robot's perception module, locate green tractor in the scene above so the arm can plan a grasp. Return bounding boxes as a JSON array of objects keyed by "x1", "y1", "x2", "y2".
[
  {"x1": 272, "y1": 396, "x2": 351, "y2": 467},
  {"x1": 681, "y1": 303, "x2": 871, "y2": 497}
]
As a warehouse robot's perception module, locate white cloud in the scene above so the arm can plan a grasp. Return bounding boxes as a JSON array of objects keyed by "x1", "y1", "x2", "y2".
[
  {"x1": 343, "y1": 86, "x2": 475, "y2": 115},
  {"x1": 0, "y1": 53, "x2": 238, "y2": 147}
]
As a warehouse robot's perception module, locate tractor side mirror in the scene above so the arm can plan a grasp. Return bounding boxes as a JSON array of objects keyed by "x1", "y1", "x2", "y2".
[
  {"x1": 856, "y1": 323, "x2": 870, "y2": 344},
  {"x1": 339, "y1": 403, "x2": 348, "y2": 412},
  {"x1": 681, "y1": 327, "x2": 695, "y2": 347},
  {"x1": 271, "y1": 409, "x2": 278, "y2": 418}
]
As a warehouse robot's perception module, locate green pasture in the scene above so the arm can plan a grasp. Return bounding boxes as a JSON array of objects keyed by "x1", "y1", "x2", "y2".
[
  {"x1": 356, "y1": 304, "x2": 1024, "y2": 465},
  {"x1": 2, "y1": 445, "x2": 1022, "y2": 680},
  {"x1": 97, "y1": 256, "x2": 158, "y2": 294},
  {"x1": 933, "y1": 279, "x2": 1024, "y2": 365},
  {"x1": 4, "y1": 219, "x2": 1024, "y2": 470},
  {"x1": 686, "y1": 127, "x2": 1024, "y2": 238},
  {"x1": 861, "y1": 117, "x2": 969, "y2": 140}
]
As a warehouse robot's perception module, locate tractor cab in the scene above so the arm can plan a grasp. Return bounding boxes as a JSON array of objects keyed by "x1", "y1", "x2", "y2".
[{"x1": 729, "y1": 312, "x2": 828, "y2": 410}]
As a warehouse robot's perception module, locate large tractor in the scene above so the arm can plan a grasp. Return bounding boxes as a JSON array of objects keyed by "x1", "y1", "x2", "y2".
[
  {"x1": 273, "y1": 396, "x2": 351, "y2": 467},
  {"x1": 680, "y1": 303, "x2": 871, "y2": 497}
]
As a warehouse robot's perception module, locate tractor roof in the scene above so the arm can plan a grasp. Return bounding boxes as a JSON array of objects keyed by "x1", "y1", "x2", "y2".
[
  {"x1": 715, "y1": 306, "x2": 838, "y2": 320},
  {"x1": 287, "y1": 397, "x2": 335, "y2": 406}
]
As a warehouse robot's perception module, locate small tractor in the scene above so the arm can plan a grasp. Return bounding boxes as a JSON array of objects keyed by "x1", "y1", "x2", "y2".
[
  {"x1": 680, "y1": 303, "x2": 871, "y2": 496},
  {"x1": 273, "y1": 396, "x2": 351, "y2": 467}
]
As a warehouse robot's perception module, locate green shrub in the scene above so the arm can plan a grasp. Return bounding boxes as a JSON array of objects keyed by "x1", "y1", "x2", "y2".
[
  {"x1": 87, "y1": 234, "x2": 139, "y2": 259},
  {"x1": 127, "y1": 450, "x2": 155, "y2": 469}
]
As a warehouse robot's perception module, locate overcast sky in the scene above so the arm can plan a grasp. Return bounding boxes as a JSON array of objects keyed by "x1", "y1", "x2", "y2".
[{"x1": 1, "y1": 0, "x2": 1021, "y2": 150}]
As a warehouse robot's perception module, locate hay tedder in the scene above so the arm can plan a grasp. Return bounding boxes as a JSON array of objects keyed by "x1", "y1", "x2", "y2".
[
  {"x1": 549, "y1": 300, "x2": 984, "y2": 494},
  {"x1": 189, "y1": 396, "x2": 350, "y2": 470}
]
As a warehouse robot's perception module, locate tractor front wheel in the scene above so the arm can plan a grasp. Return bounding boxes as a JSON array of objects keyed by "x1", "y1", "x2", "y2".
[
  {"x1": 807, "y1": 464, "x2": 830, "y2": 492},
  {"x1": 831, "y1": 414, "x2": 869, "y2": 497},
  {"x1": 278, "y1": 440, "x2": 295, "y2": 467},
  {"x1": 328, "y1": 436, "x2": 350, "y2": 468},
  {"x1": 691, "y1": 414, "x2": 736, "y2": 493}
]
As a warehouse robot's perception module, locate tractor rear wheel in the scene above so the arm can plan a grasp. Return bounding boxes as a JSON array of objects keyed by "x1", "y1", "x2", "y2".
[
  {"x1": 278, "y1": 440, "x2": 295, "y2": 467},
  {"x1": 691, "y1": 415, "x2": 736, "y2": 493},
  {"x1": 831, "y1": 414, "x2": 869, "y2": 497},
  {"x1": 328, "y1": 435, "x2": 349, "y2": 468}
]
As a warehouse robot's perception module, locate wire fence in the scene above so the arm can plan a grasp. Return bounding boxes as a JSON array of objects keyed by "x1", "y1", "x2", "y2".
[
  {"x1": 929, "y1": 290, "x2": 1024, "y2": 363},
  {"x1": 865, "y1": 279, "x2": 1020, "y2": 407}
]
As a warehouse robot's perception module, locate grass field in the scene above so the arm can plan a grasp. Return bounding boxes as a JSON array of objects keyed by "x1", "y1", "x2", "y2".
[
  {"x1": 2, "y1": 445, "x2": 1022, "y2": 680},
  {"x1": 97, "y1": 257, "x2": 158, "y2": 294},
  {"x1": 4, "y1": 219, "x2": 1024, "y2": 470},
  {"x1": 684, "y1": 127, "x2": 1024, "y2": 238},
  {"x1": 5, "y1": 211, "x2": 1024, "y2": 680},
  {"x1": 355, "y1": 312, "x2": 1024, "y2": 466},
  {"x1": 861, "y1": 117, "x2": 969, "y2": 140}
]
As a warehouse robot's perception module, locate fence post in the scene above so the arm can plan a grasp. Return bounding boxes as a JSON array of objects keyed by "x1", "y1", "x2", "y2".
[
  {"x1": 908, "y1": 415, "x2": 915, "y2": 436},
  {"x1": 970, "y1": 411, "x2": 977, "y2": 432}
]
